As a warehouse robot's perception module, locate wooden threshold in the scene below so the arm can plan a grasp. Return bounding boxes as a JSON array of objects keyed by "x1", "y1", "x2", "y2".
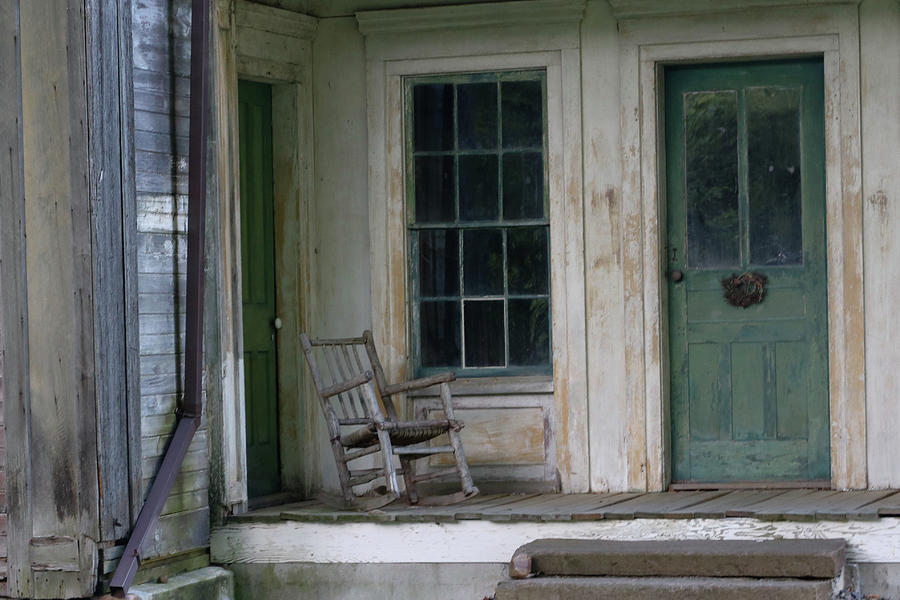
[{"x1": 669, "y1": 480, "x2": 832, "y2": 491}]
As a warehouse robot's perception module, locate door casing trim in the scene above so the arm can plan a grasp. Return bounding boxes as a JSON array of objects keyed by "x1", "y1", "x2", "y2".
[{"x1": 618, "y1": 4, "x2": 865, "y2": 491}]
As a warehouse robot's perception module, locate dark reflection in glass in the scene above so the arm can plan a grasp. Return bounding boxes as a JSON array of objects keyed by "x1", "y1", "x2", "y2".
[
  {"x1": 414, "y1": 84, "x2": 454, "y2": 152},
  {"x1": 415, "y1": 156, "x2": 455, "y2": 223},
  {"x1": 503, "y1": 152, "x2": 544, "y2": 220},
  {"x1": 458, "y1": 83, "x2": 498, "y2": 150},
  {"x1": 459, "y1": 154, "x2": 499, "y2": 220},
  {"x1": 509, "y1": 299, "x2": 550, "y2": 366},
  {"x1": 508, "y1": 227, "x2": 549, "y2": 295},
  {"x1": 502, "y1": 81, "x2": 543, "y2": 148},
  {"x1": 685, "y1": 90, "x2": 739, "y2": 268},
  {"x1": 463, "y1": 229, "x2": 503, "y2": 295},
  {"x1": 419, "y1": 230, "x2": 459, "y2": 297},
  {"x1": 464, "y1": 300, "x2": 505, "y2": 367},
  {"x1": 420, "y1": 301, "x2": 460, "y2": 367},
  {"x1": 748, "y1": 87, "x2": 802, "y2": 266}
]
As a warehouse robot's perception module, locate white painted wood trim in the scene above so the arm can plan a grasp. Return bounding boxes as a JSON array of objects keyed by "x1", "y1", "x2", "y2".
[
  {"x1": 365, "y1": 23, "x2": 588, "y2": 491},
  {"x1": 608, "y1": 0, "x2": 857, "y2": 20},
  {"x1": 356, "y1": 0, "x2": 585, "y2": 35},
  {"x1": 235, "y1": 0, "x2": 316, "y2": 40},
  {"x1": 212, "y1": 517, "x2": 900, "y2": 564},
  {"x1": 209, "y1": 0, "x2": 318, "y2": 512},
  {"x1": 618, "y1": 4, "x2": 866, "y2": 491}
]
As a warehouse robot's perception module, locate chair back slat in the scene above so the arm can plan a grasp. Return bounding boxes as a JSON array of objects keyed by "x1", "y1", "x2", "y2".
[
  {"x1": 323, "y1": 344, "x2": 356, "y2": 419},
  {"x1": 341, "y1": 344, "x2": 372, "y2": 419}
]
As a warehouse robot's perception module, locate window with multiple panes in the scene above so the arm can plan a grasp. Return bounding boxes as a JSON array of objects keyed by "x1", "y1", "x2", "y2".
[{"x1": 406, "y1": 71, "x2": 551, "y2": 376}]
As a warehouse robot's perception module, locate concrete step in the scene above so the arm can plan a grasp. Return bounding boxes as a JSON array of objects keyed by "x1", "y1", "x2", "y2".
[
  {"x1": 494, "y1": 576, "x2": 833, "y2": 600},
  {"x1": 508, "y1": 538, "x2": 846, "y2": 580}
]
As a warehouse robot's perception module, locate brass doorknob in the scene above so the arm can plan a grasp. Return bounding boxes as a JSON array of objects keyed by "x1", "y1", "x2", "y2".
[{"x1": 668, "y1": 269, "x2": 684, "y2": 282}]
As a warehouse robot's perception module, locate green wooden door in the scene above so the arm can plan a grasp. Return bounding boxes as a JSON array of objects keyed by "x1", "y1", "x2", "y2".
[
  {"x1": 666, "y1": 59, "x2": 829, "y2": 484},
  {"x1": 239, "y1": 80, "x2": 280, "y2": 497}
]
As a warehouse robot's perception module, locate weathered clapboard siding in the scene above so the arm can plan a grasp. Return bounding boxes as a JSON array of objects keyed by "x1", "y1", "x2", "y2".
[
  {"x1": 0, "y1": 3, "x2": 28, "y2": 595},
  {"x1": 132, "y1": 0, "x2": 211, "y2": 563}
]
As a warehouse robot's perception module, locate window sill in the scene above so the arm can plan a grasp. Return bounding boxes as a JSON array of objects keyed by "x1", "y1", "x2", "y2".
[{"x1": 407, "y1": 374, "x2": 553, "y2": 397}]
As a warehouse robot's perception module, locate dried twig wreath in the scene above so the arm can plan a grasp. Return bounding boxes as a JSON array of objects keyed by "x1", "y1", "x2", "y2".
[{"x1": 721, "y1": 271, "x2": 768, "y2": 308}]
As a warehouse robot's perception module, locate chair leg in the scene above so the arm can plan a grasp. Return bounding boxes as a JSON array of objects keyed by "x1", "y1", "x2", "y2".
[
  {"x1": 375, "y1": 428, "x2": 401, "y2": 495},
  {"x1": 399, "y1": 456, "x2": 419, "y2": 504},
  {"x1": 331, "y1": 439, "x2": 356, "y2": 506},
  {"x1": 440, "y1": 382, "x2": 478, "y2": 497},
  {"x1": 447, "y1": 425, "x2": 478, "y2": 497}
]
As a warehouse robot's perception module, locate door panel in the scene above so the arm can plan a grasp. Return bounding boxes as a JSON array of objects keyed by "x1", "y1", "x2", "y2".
[
  {"x1": 239, "y1": 80, "x2": 280, "y2": 498},
  {"x1": 666, "y1": 59, "x2": 829, "y2": 484}
]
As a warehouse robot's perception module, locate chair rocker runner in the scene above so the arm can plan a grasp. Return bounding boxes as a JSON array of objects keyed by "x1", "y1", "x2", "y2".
[{"x1": 300, "y1": 330, "x2": 479, "y2": 509}]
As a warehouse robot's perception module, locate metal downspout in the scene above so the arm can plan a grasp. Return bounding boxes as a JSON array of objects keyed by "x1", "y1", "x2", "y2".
[{"x1": 109, "y1": 0, "x2": 210, "y2": 594}]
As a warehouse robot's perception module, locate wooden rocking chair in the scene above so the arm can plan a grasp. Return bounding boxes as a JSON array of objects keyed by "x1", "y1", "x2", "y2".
[{"x1": 299, "y1": 330, "x2": 479, "y2": 510}]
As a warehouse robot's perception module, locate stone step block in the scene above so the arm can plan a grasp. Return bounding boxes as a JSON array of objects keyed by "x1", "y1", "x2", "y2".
[
  {"x1": 509, "y1": 538, "x2": 846, "y2": 579},
  {"x1": 494, "y1": 575, "x2": 833, "y2": 600}
]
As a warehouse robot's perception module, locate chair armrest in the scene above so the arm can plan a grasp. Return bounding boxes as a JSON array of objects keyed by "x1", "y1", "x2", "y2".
[
  {"x1": 321, "y1": 370, "x2": 374, "y2": 398},
  {"x1": 381, "y1": 371, "x2": 456, "y2": 396}
]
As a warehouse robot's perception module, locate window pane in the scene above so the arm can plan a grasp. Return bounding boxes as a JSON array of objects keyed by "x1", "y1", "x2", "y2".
[
  {"x1": 420, "y1": 301, "x2": 460, "y2": 367},
  {"x1": 502, "y1": 81, "x2": 543, "y2": 148},
  {"x1": 748, "y1": 87, "x2": 802, "y2": 265},
  {"x1": 684, "y1": 90, "x2": 740, "y2": 268},
  {"x1": 458, "y1": 83, "x2": 497, "y2": 151},
  {"x1": 464, "y1": 300, "x2": 505, "y2": 367},
  {"x1": 463, "y1": 229, "x2": 503, "y2": 295},
  {"x1": 459, "y1": 154, "x2": 499, "y2": 221},
  {"x1": 419, "y1": 230, "x2": 459, "y2": 297},
  {"x1": 509, "y1": 299, "x2": 550, "y2": 366},
  {"x1": 415, "y1": 155, "x2": 455, "y2": 223},
  {"x1": 414, "y1": 84, "x2": 454, "y2": 152},
  {"x1": 503, "y1": 152, "x2": 544, "y2": 220},
  {"x1": 508, "y1": 227, "x2": 549, "y2": 295}
]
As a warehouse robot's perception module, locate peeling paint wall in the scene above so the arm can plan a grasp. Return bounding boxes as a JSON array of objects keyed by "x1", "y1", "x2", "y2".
[
  {"x1": 860, "y1": 0, "x2": 900, "y2": 488},
  {"x1": 126, "y1": 0, "x2": 900, "y2": 530}
]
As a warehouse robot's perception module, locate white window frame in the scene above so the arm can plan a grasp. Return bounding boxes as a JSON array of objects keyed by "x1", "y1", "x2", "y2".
[{"x1": 359, "y1": 0, "x2": 590, "y2": 492}]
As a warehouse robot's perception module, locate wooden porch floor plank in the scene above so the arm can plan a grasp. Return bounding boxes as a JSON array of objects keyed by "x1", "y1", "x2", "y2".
[
  {"x1": 570, "y1": 493, "x2": 646, "y2": 521},
  {"x1": 479, "y1": 493, "x2": 581, "y2": 521},
  {"x1": 594, "y1": 491, "x2": 729, "y2": 520},
  {"x1": 861, "y1": 490, "x2": 900, "y2": 517},
  {"x1": 685, "y1": 490, "x2": 788, "y2": 518},
  {"x1": 740, "y1": 489, "x2": 833, "y2": 521},
  {"x1": 810, "y1": 490, "x2": 899, "y2": 520},
  {"x1": 236, "y1": 489, "x2": 900, "y2": 524}
]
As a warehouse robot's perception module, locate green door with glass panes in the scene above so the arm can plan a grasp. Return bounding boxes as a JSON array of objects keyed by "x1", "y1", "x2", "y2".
[
  {"x1": 666, "y1": 59, "x2": 829, "y2": 484},
  {"x1": 407, "y1": 71, "x2": 551, "y2": 377},
  {"x1": 238, "y1": 80, "x2": 280, "y2": 498}
]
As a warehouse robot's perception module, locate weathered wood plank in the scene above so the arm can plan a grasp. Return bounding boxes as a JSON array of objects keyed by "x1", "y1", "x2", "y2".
[
  {"x1": 140, "y1": 508, "x2": 210, "y2": 561},
  {"x1": 87, "y1": 0, "x2": 141, "y2": 543},
  {"x1": 570, "y1": 493, "x2": 646, "y2": 520},
  {"x1": 138, "y1": 233, "x2": 188, "y2": 274},
  {"x1": 736, "y1": 489, "x2": 826, "y2": 521},
  {"x1": 136, "y1": 194, "x2": 189, "y2": 233},
  {"x1": 810, "y1": 490, "x2": 899, "y2": 520},
  {"x1": 134, "y1": 110, "x2": 190, "y2": 137},
  {"x1": 20, "y1": 1, "x2": 101, "y2": 595},
  {"x1": 137, "y1": 170, "x2": 190, "y2": 195},
  {"x1": 682, "y1": 490, "x2": 787, "y2": 519},
  {"x1": 143, "y1": 468, "x2": 210, "y2": 501},
  {"x1": 142, "y1": 429, "x2": 208, "y2": 459},
  {"x1": 0, "y1": 1, "x2": 32, "y2": 593},
  {"x1": 133, "y1": 68, "x2": 190, "y2": 98},
  {"x1": 135, "y1": 130, "x2": 190, "y2": 156},
  {"x1": 141, "y1": 353, "x2": 184, "y2": 378}
]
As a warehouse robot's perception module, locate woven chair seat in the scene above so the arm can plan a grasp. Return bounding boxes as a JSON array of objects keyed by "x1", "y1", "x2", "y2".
[{"x1": 342, "y1": 423, "x2": 450, "y2": 449}]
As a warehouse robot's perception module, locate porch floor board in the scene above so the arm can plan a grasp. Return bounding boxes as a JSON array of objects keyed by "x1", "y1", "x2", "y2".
[{"x1": 231, "y1": 489, "x2": 900, "y2": 524}]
